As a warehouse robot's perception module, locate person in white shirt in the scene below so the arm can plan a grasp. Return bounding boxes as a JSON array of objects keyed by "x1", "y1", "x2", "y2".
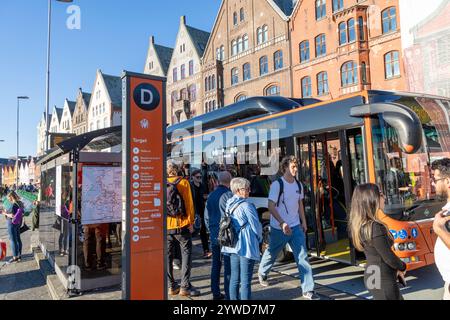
[
  {"x1": 431, "y1": 159, "x2": 450, "y2": 300},
  {"x1": 258, "y1": 156, "x2": 319, "y2": 300}
]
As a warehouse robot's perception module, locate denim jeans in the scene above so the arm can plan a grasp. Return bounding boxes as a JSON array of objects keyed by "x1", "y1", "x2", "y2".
[
  {"x1": 7, "y1": 219, "x2": 22, "y2": 258},
  {"x1": 211, "y1": 242, "x2": 231, "y2": 299},
  {"x1": 229, "y1": 253, "x2": 256, "y2": 300},
  {"x1": 258, "y1": 225, "x2": 315, "y2": 293},
  {"x1": 167, "y1": 229, "x2": 193, "y2": 290}
]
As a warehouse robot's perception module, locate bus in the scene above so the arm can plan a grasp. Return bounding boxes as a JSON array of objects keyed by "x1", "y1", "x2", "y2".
[{"x1": 167, "y1": 90, "x2": 450, "y2": 271}]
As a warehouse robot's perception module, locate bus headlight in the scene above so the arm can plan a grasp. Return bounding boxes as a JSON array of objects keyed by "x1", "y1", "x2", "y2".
[
  {"x1": 397, "y1": 243, "x2": 406, "y2": 251},
  {"x1": 407, "y1": 242, "x2": 416, "y2": 251}
]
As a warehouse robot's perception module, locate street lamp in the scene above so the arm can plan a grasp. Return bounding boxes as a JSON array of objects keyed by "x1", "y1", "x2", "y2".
[
  {"x1": 17, "y1": 96, "x2": 29, "y2": 188},
  {"x1": 45, "y1": 0, "x2": 74, "y2": 152}
]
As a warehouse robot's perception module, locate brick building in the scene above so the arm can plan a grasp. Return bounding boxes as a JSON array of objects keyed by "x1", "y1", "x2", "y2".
[
  {"x1": 290, "y1": 0, "x2": 406, "y2": 100},
  {"x1": 201, "y1": 0, "x2": 297, "y2": 110}
]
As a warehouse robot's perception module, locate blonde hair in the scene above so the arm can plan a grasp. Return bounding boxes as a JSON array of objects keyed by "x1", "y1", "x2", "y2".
[
  {"x1": 349, "y1": 184, "x2": 392, "y2": 251},
  {"x1": 281, "y1": 156, "x2": 298, "y2": 174},
  {"x1": 166, "y1": 161, "x2": 179, "y2": 177}
]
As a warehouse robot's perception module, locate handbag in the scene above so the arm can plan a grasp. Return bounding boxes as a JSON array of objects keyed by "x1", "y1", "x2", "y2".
[
  {"x1": 20, "y1": 223, "x2": 30, "y2": 234},
  {"x1": 0, "y1": 240, "x2": 6, "y2": 261}
]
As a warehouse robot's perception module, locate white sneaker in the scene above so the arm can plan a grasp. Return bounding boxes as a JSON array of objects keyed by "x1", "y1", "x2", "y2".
[
  {"x1": 258, "y1": 274, "x2": 269, "y2": 287},
  {"x1": 302, "y1": 291, "x2": 321, "y2": 300}
]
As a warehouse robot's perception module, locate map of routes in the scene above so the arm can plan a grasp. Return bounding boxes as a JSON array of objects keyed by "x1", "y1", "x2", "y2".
[{"x1": 81, "y1": 167, "x2": 122, "y2": 225}]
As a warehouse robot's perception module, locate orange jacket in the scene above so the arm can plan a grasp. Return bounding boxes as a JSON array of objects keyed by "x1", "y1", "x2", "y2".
[{"x1": 167, "y1": 176, "x2": 194, "y2": 230}]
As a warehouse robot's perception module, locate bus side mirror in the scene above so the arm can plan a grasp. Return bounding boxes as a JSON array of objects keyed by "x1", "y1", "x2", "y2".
[{"x1": 351, "y1": 103, "x2": 423, "y2": 154}]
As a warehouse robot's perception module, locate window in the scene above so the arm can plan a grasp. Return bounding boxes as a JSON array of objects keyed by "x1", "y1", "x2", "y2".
[
  {"x1": 301, "y1": 77, "x2": 312, "y2": 98},
  {"x1": 233, "y1": 12, "x2": 238, "y2": 26},
  {"x1": 231, "y1": 68, "x2": 239, "y2": 85},
  {"x1": 212, "y1": 100, "x2": 216, "y2": 110},
  {"x1": 103, "y1": 118, "x2": 108, "y2": 128},
  {"x1": 382, "y1": 7, "x2": 397, "y2": 34},
  {"x1": 232, "y1": 40, "x2": 237, "y2": 56},
  {"x1": 243, "y1": 63, "x2": 251, "y2": 81},
  {"x1": 315, "y1": 34, "x2": 326, "y2": 57},
  {"x1": 316, "y1": 0, "x2": 326, "y2": 20},
  {"x1": 265, "y1": 85, "x2": 280, "y2": 96},
  {"x1": 259, "y1": 56, "x2": 268, "y2": 75},
  {"x1": 341, "y1": 61, "x2": 358, "y2": 86},
  {"x1": 240, "y1": 8, "x2": 245, "y2": 21},
  {"x1": 257, "y1": 27, "x2": 263, "y2": 45},
  {"x1": 317, "y1": 72, "x2": 329, "y2": 95},
  {"x1": 358, "y1": 17, "x2": 365, "y2": 41},
  {"x1": 220, "y1": 46, "x2": 225, "y2": 61},
  {"x1": 348, "y1": 19, "x2": 356, "y2": 42},
  {"x1": 216, "y1": 48, "x2": 221, "y2": 60},
  {"x1": 237, "y1": 37, "x2": 243, "y2": 53},
  {"x1": 300, "y1": 41, "x2": 310, "y2": 62},
  {"x1": 212, "y1": 75, "x2": 216, "y2": 90},
  {"x1": 181, "y1": 88, "x2": 188, "y2": 100},
  {"x1": 171, "y1": 91, "x2": 177, "y2": 106},
  {"x1": 189, "y1": 85, "x2": 197, "y2": 101},
  {"x1": 263, "y1": 25, "x2": 268, "y2": 42},
  {"x1": 189, "y1": 60, "x2": 194, "y2": 76},
  {"x1": 243, "y1": 34, "x2": 249, "y2": 51},
  {"x1": 173, "y1": 68, "x2": 178, "y2": 82},
  {"x1": 385, "y1": 51, "x2": 400, "y2": 79},
  {"x1": 236, "y1": 94, "x2": 247, "y2": 102},
  {"x1": 97, "y1": 120, "x2": 100, "y2": 130},
  {"x1": 205, "y1": 77, "x2": 209, "y2": 92},
  {"x1": 181, "y1": 64, "x2": 185, "y2": 79},
  {"x1": 361, "y1": 62, "x2": 367, "y2": 84},
  {"x1": 339, "y1": 22, "x2": 347, "y2": 45},
  {"x1": 274, "y1": 50, "x2": 283, "y2": 70},
  {"x1": 332, "y1": 0, "x2": 343, "y2": 12}
]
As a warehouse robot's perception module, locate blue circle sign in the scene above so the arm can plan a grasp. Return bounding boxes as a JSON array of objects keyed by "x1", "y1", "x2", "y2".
[
  {"x1": 390, "y1": 230, "x2": 398, "y2": 240},
  {"x1": 133, "y1": 83, "x2": 160, "y2": 111},
  {"x1": 398, "y1": 229, "x2": 408, "y2": 240},
  {"x1": 411, "y1": 228, "x2": 418, "y2": 239}
]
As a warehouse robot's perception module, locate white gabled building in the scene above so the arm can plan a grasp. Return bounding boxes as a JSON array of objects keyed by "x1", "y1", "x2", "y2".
[
  {"x1": 37, "y1": 112, "x2": 51, "y2": 156},
  {"x1": 144, "y1": 36, "x2": 174, "y2": 77},
  {"x1": 60, "y1": 99, "x2": 76, "y2": 134},
  {"x1": 49, "y1": 106, "x2": 63, "y2": 133}
]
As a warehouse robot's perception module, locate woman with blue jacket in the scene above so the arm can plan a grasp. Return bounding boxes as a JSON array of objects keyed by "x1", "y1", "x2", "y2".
[{"x1": 222, "y1": 178, "x2": 263, "y2": 300}]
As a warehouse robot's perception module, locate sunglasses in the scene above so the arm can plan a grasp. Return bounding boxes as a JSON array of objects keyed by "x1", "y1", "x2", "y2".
[{"x1": 194, "y1": 175, "x2": 202, "y2": 179}]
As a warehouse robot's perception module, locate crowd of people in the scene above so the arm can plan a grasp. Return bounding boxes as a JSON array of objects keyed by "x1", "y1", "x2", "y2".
[{"x1": 166, "y1": 156, "x2": 450, "y2": 301}]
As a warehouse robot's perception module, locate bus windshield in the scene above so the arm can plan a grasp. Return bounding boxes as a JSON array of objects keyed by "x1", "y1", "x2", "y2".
[{"x1": 371, "y1": 95, "x2": 450, "y2": 221}]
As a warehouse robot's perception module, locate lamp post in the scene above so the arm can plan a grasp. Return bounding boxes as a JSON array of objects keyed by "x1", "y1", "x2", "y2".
[
  {"x1": 17, "y1": 96, "x2": 29, "y2": 188},
  {"x1": 45, "y1": 0, "x2": 74, "y2": 152}
]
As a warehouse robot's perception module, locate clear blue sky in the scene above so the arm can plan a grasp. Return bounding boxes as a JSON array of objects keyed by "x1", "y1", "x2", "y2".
[{"x1": 0, "y1": 0, "x2": 221, "y2": 158}]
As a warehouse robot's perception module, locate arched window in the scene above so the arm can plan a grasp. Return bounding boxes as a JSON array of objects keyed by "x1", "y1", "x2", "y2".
[
  {"x1": 263, "y1": 25, "x2": 269, "y2": 42},
  {"x1": 301, "y1": 77, "x2": 312, "y2": 98},
  {"x1": 180, "y1": 88, "x2": 188, "y2": 100},
  {"x1": 265, "y1": 85, "x2": 280, "y2": 96},
  {"x1": 233, "y1": 12, "x2": 238, "y2": 26},
  {"x1": 231, "y1": 68, "x2": 239, "y2": 85},
  {"x1": 243, "y1": 63, "x2": 251, "y2": 81},
  {"x1": 384, "y1": 51, "x2": 400, "y2": 79},
  {"x1": 341, "y1": 61, "x2": 358, "y2": 86},
  {"x1": 259, "y1": 56, "x2": 268, "y2": 76},
  {"x1": 348, "y1": 18, "x2": 356, "y2": 43},
  {"x1": 243, "y1": 34, "x2": 249, "y2": 51},
  {"x1": 204, "y1": 102, "x2": 208, "y2": 113},
  {"x1": 317, "y1": 72, "x2": 329, "y2": 95},
  {"x1": 300, "y1": 40, "x2": 310, "y2": 62},
  {"x1": 339, "y1": 22, "x2": 347, "y2": 45},
  {"x1": 257, "y1": 27, "x2": 263, "y2": 45},
  {"x1": 205, "y1": 77, "x2": 209, "y2": 92},
  {"x1": 236, "y1": 94, "x2": 248, "y2": 102},
  {"x1": 382, "y1": 7, "x2": 397, "y2": 34},
  {"x1": 274, "y1": 50, "x2": 283, "y2": 70},
  {"x1": 231, "y1": 40, "x2": 237, "y2": 56},
  {"x1": 240, "y1": 8, "x2": 245, "y2": 22},
  {"x1": 237, "y1": 37, "x2": 243, "y2": 53},
  {"x1": 315, "y1": 34, "x2": 326, "y2": 57}
]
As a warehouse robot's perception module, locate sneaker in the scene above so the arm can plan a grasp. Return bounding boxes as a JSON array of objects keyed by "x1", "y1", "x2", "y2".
[
  {"x1": 169, "y1": 287, "x2": 180, "y2": 296},
  {"x1": 203, "y1": 251, "x2": 213, "y2": 259},
  {"x1": 302, "y1": 291, "x2": 321, "y2": 300},
  {"x1": 179, "y1": 286, "x2": 200, "y2": 297},
  {"x1": 173, "y1": 261, "x2": 181, "y2": 270},
  {"x1": 258, "y1": 274, "x2": 269, "y2": 287},
  {"x1": 96, "y1": 263, "x2": 107, "y2": 271},
  {"x1": 213, "y1": 293, "x2": 225, "y2": 301}
]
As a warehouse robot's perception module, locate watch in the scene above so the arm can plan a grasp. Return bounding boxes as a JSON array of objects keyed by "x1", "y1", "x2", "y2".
[{"x1": 279, "y1": 221, "x2": 286, "y2": 228}]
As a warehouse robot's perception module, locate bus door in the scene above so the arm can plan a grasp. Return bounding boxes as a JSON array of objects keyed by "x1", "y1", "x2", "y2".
[{"x1": 298, "y1": 128, "x2": 366, "y2": 265}]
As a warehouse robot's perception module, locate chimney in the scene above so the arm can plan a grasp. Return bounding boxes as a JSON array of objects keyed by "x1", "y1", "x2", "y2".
[
  {"x1": 180, "y1": 15, "x2": 186, "y2": 25},
  {"x1": 150, "y1": 35, "x2": 155, "y2": 44}
]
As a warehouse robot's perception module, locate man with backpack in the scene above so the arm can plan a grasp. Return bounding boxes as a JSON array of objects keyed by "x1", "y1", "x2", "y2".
[
  {"x1": 258, "y1": 156, "x2": 320, "y2": 300},
  {"x1": 167, "y1": 161, "x2": 200, "y2": 297}
]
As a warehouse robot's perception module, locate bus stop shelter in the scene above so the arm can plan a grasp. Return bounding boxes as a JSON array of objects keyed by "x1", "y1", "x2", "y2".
[{"x1": 36, "y1": 126, "x2": 123, "y2": 293}]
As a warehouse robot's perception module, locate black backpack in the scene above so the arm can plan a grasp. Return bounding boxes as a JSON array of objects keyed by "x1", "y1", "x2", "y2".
[
  {"x1": 167, "y1": 178, "x2": 186, "y2": 218},
  {"x1": 218, "y1": 202, "x2": 247, "y2": 248},
  {"x1": 276, "y1": 177, "x2": 303, "y2": 207}
]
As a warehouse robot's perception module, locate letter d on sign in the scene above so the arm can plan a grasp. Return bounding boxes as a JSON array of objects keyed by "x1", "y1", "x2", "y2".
[{"x1": 133, "y1": 84, "x2": 160, "y2": 111}]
